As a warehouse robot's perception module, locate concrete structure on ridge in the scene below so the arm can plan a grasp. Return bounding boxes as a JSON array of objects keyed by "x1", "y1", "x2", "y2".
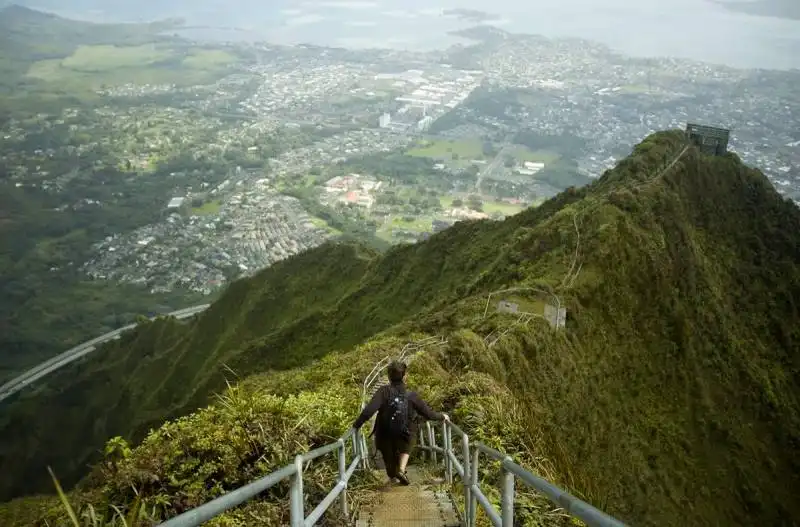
[{"x1": 685, "y1": 123, "x2": 731, "y2": 156}]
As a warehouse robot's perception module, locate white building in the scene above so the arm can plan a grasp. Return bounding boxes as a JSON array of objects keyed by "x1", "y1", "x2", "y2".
[
  {"x1": 167, "y1": 197, "x2": 185, "y2": 209},
  {"x1": 379, "y1": 113, "x2": 392, "y2": 128},
  {"x1": 523, "y1": 162, "x2": 545, "y2": 174},
  {"x1": 417, "y1": 116, "x2": 433, "y2": 132}
]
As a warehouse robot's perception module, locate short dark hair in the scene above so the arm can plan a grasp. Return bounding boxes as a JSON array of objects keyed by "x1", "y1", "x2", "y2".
[{"x1": 387, "y1": 360, "x2": 406, "y2": 383}]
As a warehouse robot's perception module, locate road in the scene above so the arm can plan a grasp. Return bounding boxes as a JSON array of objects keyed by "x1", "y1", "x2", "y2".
[
  {"x1": 0, "y1": 304, "x2": 210, "y2": 404},
  {"x1": 476, "y1": 142, "x2": 515, "y2": 191}
]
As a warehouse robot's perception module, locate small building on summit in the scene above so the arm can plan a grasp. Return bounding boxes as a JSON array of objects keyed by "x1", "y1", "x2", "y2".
[{"x1": 685, "y1": 123, "x2": 731, "y2": 156}]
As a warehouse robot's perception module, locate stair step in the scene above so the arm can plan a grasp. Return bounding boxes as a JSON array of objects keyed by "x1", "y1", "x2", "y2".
[{"x1": 357, "y1": 466, "x2": 460, "y2": 527}]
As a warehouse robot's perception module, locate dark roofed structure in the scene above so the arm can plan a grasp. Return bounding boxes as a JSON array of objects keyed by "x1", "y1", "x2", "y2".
[{"x1": 685, "y1": 123, "x2": 730, "y2": 156}]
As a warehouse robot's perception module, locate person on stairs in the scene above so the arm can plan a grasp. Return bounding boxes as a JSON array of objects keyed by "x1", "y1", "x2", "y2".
[{"x1": 352, "y1": 360, "x2": 449, "y2": 486}]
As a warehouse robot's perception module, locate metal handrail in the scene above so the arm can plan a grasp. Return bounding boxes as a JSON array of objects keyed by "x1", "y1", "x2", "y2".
[
  {"x1": 417, "y1": 420, "x2": 627, "y2": 527},
  {"x1": 158, "y1": 428, "x2": 365, "y2": 527},
  {"x1": 157, "y1": 339, "x2": 623, "y2": 527}
]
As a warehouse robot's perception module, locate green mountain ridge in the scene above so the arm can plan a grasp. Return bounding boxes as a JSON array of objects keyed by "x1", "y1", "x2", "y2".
[
  {"x1": 1, "y1": 130, "x2": 799, "y2": 526},
  {"x1": 0, "y1": 4, "x2": 177, "y2": 91}
]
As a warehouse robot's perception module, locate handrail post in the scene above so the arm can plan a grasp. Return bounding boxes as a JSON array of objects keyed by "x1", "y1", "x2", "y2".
[
  {"x1": 470, "y1": 448, "x2": 479, "y2": 527},
  {"x1": 501, "y1": 457, "x2": 514, "y2": 527},
  {"x1": 426, "y1": 421, "x2": 437, "y2": 465},
  {"x1": 462, "y1": 434, "x2": 472, "y2": 527},
  {"x1": 444, "y1": 422, "x2": 452, "y2": 485},
  {"x1": 290, "y1": 455, "x2": 304, "y2": 527},
  {"x1": 419, "y1": 427, "x2": 428, "y2": 462},
  {"x1": 366, "y1": 429, "x2": 372, "y2": 470},
  {"x1": 338, "y1": 438, "x2": 348, "y2": 519},
  {"x1": 351, "y1": 429, "x2": 360, "y2": 464},
  {"x1": 359, "y1": 431, "x2": 370, "y2": 470}
]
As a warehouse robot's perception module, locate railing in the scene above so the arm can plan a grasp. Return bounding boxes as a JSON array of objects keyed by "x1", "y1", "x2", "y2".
[
  {"x1": 417, "y1": 420, "x2": 627, "y2": 527},
  {"x1": 157, "y1": 341, "x2": 625, "y2": 527},
  {"x1": 158, "y1": 427, "x2": 369, "y2": 527}
]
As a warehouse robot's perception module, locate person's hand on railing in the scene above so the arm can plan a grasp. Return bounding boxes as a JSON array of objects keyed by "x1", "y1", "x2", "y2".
[{"x1": 442, "y1": 413, "x2": 450, "y2": 422}]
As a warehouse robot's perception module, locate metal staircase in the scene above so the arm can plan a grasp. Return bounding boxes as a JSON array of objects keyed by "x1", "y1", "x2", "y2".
[{"x1": 157, "y1": 337, "x2": 627, "y2": 526}]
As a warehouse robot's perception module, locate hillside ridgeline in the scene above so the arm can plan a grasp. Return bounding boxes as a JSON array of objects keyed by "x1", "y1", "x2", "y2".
[{"x1": 1, "y1": 130, "x2": 799, "y2": 527}]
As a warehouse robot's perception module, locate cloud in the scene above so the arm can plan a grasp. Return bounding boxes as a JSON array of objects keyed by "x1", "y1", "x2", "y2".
[
  {"x1": 345, "y1": 20, "x2": 378, "y2": 27},
  {"x1": 284, "y1": 14, "x2": 326, "y2": 26},
  {"x1": 382, "y1": 9, "x2": 418, "y2": 18},
  {"x1": 316, "y1": 1, "x2": 378, "y2": 9}
]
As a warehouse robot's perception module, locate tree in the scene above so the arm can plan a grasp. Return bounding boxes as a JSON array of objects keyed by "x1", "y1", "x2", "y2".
[{"x1": 452, "y1": 199, "x2": 464, "y2": 208}]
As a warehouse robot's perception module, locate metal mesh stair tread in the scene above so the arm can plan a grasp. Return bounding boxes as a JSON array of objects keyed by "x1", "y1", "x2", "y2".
[{"x1": 357, "y1": 466, "x2": 460, "y2": 527}]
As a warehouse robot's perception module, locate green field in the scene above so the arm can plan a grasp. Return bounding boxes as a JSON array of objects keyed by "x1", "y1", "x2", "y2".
[
  {"x1": 389, "y1": 216, "x2": 432, "y2": 231},
  {"x1": 61, "y1": 44, "x2": 171, "y2": 71},
  {"x1": 182, "y1": 49, "x2": 238, "y2": 69},
  {"x1": 26, "y1": 44, "x2": 239, "y2": 91},
  {"x1": 511, "y1": 146, "x2": 562, "y2": 164},
  {"x1": 482, "y1": 201, "x2": 525, "y2": 216},
  {"x1": 376, "y1": 215, "x2": 433, "y2": 241},
  {"x1": 439, "y1": 196, "x2": 524, "y2": 217},
  {"x1": 407, "y1": 138, "x2": 485, "y2": 159},
  {"x1": 310, "y1": 216, "x2": 342, "y2": 235},
  {"x1": 190, "y1": 200, "x2": 221, "y2": 216},
  {"x1": 618, "y1": 84, "x2": 651, "y2": 94}
]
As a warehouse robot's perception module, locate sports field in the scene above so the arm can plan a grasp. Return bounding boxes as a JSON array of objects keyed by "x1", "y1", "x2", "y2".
[
  {"x1": 407, "y1": 138, "x2": 486, "y2": 159},
  {"x1": 26, "y1": 44, "x2": 239, "y2": 90}
]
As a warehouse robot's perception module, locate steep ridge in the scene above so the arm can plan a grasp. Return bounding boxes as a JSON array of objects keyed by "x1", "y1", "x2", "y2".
[
  {"x1": 1, "y1": 130, "x2": 799, "y2": 527},
  {"x1": 0, "y1": 242, "x2": 378, "y2": 499}
]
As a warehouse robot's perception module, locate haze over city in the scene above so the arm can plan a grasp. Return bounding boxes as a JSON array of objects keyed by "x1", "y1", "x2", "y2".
[{"x1": 13, "y1": 0, "x2": 800, "y2": 69}]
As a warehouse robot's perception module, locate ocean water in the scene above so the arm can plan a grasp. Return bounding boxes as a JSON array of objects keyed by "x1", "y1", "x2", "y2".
[{"x1": 33, "y1": 0, "x2": 800, "y2": 70}]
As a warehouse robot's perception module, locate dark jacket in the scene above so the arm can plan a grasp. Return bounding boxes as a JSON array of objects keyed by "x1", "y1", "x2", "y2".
[{"x1": 353, "y1": 381, "x2": 443, "y2": 440}]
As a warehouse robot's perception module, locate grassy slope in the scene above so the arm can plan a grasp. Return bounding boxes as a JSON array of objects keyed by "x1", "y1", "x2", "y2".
[
  {"x1": 0, "y1": 243, "x2": 377, "y2": 499},
  {"x1": 2, "y1": 130, "x2": 799, "y2": 526},
  {"x1": 479, "y1": 144, "x2": 800, "y2": 525},
  {"x1": 0, "y1": 6, "x2": 175, "y2": 85},
  {"x1": 0, "y1": 6, "x2": 237, "y2": 102}
]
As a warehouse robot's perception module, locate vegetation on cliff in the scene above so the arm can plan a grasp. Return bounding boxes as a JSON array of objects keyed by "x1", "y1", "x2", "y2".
[{"x1": 1, "y1": 130, "x2": 799, "y2": 526}]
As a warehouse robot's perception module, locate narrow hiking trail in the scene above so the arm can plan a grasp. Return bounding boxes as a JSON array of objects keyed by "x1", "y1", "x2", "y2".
[{"x1": 633, "y1": 144, "x2": 691, "y2": 192}]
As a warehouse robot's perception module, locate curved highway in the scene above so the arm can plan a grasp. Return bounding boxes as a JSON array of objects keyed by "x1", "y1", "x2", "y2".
[{"x1": 0, "y1": 304, "x2": 210, "y2": 404}]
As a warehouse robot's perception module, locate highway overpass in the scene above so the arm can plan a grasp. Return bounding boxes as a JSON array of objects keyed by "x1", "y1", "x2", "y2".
[{"x1": 0, "y1": 304, "x2": 210, "y2": 404}]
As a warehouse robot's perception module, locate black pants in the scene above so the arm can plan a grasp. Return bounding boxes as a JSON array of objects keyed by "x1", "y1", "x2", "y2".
[{"x1": 376, "y1": 433, "x2": 413, "y2": 479}]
